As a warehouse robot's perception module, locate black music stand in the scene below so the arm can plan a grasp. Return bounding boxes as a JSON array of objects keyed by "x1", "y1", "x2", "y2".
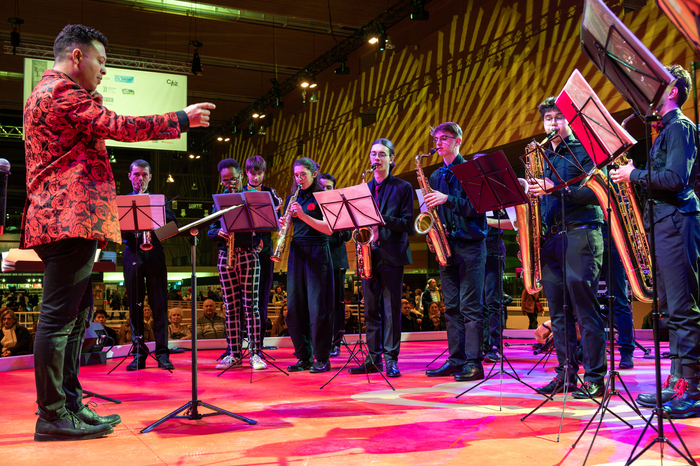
[
  {"x1": 554, "y1": 69, "x2": 648, "y2": 458},
  {"x1": 113, "y1": 195, "x2": 169, "y2": 378},
  {"x1": 581, "y1": 1, "x2": 695, "y2": 463},
  {"x1": 313, "y1": 184, "x2": 394, "y2": 391},
  {"x1": 449, "y1": 151, "x2": 540, "y2": 405},
  {"x1": 211, "y1": 191, "x2": 288, "y2": 379},
  {"x1": 141, "y1": 205, "x2": 257, "y2": 433}
]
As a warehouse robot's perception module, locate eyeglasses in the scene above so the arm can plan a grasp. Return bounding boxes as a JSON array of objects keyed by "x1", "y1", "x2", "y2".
[
  {"x1": 370, "y1": 151, "x2": 390, "y2": 158},
  {"x1": 220, "y1": 175, "x2": 241, "y2": 186},
  {"x1": 543, "y1": 115, "x2": 567, "y2": 124},
  {"x1": 433, "y1": 136, "x2": 457, "y2": 144}
]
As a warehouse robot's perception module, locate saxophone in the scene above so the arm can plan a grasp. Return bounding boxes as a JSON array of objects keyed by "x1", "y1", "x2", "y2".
[
  {"x1": 414, "y1": 148, "x2": 451, "y2": 266},
  {"x1": 271, "y1": 185, "x2": 301, "y2": 263},
  {"x1": 515, "y1": 130, "x2": 559, "y2": 294},
  {"x1": 583, "y1": 114, "x2": 653, "y2": 303},
  {"x1": 355, "y1": 164, "x2": 377, "y2": 279}
]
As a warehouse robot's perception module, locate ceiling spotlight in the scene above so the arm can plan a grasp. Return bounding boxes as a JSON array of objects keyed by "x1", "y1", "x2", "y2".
[
  {"x1": 368, "y1": 36, "x2": 379, "y2": 45},
  {"x1": 309, "y1": 91, "x2": 319, "y2": 103},
  {"x1": 224, "y1": 136, "x2": 230, "y2": 142},
  {"x1": 334, "y1": 58, "x2": 350, "y2": 75},
  {"x1": 300, "y1": 77, "x2": 310, "y2": 88},
  {"x1": 410, "y1": 1, "x2": 430, "y2": 20},
  {"x1": 258, "y1": 125, "x2": 266, "y2": 136},
  {"x1": 385, "y1": 35, "x2": 395, "y2": 50},
  {"x1": 166, "y1": 173, "x2": 175, "y2": 183},
  {"x1": 271, "y1": 96, "x2": 284, "y2": 108},
  {"x1": 308, "y1": 77, "x2": 317, "y2": 89},
  {"x1": 196, "y1": 155, "x2": 201, "y2": 159},
  {"x1": 252, "y1": 111, "x2": 260, "y2": 118},
  {"x1": 189, "y1": 40, "x2": 203, "y2": 75},
  {"x1": 217, "y1": 136, "x2": 223, "y2": 141},
  {"x1": 379, "y1": 31, "x2": 388, "y2": 51},
  {"x1": 189, "y1": 154, "x2": 195, "y2": 159}
]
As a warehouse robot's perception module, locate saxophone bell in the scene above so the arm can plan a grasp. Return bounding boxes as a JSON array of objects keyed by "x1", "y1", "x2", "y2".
[
  {"x1": 353, "y1": 227, "x2": 374, "y2": 279},
  {"x1": 140, "y1": 231, "x2": 153, "y2": 251}
]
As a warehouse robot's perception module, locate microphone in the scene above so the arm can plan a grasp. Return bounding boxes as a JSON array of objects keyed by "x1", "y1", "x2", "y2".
[{"x1": 0, "y1": 159, "x2": 10, "y2": 236}]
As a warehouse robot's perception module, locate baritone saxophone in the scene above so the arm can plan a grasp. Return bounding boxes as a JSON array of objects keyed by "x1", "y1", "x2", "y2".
[
  {"x1": 515, "y1": 130, "x2": 558, "y2": 294},
  {"x1": 583, "y1": 113, "x2": 653, "y2": 303},
  {"x1": 414, "y1": 148, "x2": 451, "y2": 266}
]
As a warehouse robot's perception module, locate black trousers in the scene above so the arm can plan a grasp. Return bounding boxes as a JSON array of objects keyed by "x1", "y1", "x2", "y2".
[
  {"x1": 482, "y1": 252, "x2": 504, "y2": 351},
  {"x1": 362, "y1": 255, "x2": 404, "y2": 364},
  {"x1": 123, "y1": 246, "x2": 169, "y2": 358},
  {"x1": 441, "y1": 240, "x2": 486, "y2": 366},
  {"x1": 541, "y1": 228, "x2": 606, "y2": 384},
  {"x1": 655, "y1": 211, "x2": 700, "y2": 367},
  {"x1": 286, "y1": 241, "x2": 334, "y2": 362},
  {"x1": 258, "y1": 249, "x2": 274, "y2": 348},
  {"x1": 33, "y1": 238, "x2": 96, "y2": 421},
  {"x1": 331, "y1": 268, "x2": 347, "y2": 346}
]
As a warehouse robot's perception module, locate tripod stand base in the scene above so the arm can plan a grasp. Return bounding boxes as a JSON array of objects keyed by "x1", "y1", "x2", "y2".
[
  {"x1": 140, "y1": 399, "x2": 256, "y2": 433},
  {"x1": 626, "y1": 408, "x2": 698, "y2": 466}
]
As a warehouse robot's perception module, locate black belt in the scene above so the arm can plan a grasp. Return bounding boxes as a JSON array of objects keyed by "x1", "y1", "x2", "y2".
[{"x1": 548, "y1": 223, "x2": 599, "y2": 235}]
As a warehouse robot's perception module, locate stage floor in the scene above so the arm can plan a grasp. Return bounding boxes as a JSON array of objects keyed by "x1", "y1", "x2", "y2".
[{"x1": 3, "y1": 339, "x2": 699, "y2": 465}]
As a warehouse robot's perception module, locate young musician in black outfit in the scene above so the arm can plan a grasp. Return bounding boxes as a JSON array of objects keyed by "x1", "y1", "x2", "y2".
[
  {"x1": 318, "y1": 173, "x2": 352, "y2": 357},
  {"x1": 283, "y1": 157, "x2": 334, "y2": 373},
  {"x1": 612, "y1": 65, "x2": 700, "y2": 417},
  {"x1": 528, "y1": 97, "x2": 607, "y2": 398},
  {"x1": 348, "y1": 138, "x2": 414, "y2": 378},
  {"x1": 423, "y1": 123, "x2": 488, "y2": 382},
  {"x1": 123, "y1": 159, "x2": 176, "y2": 371},
  {"x1": 244, "y1": 155, "x2": 282, "y2": 348}
]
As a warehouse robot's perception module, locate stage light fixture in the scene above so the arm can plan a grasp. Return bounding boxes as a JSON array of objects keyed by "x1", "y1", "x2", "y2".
[
  {"x1": 252, "y1": 111, "x2": 260, "y2": 118},
  {"x1": 309, "y1": 91, "x2": 319, "y2": 103},
  {"x1": 166, "y1": 173, "x2": 175, "y2": 183},
  {"x1": 189, "y1": 40, "x2": 203, "y2": 75},
  {"x1": 379, "y1": 31, "x2": 388, "y2": 51},
  {"x1": 8, "y1": 17, "x2": 23, "y2": 55},
  {"x1": 334, "y1": 58, "x2": 350, "y2": 75},
  {"x1": 271, "y1": 96, "x2": 284, "y2": 108},
  {"x1": 410, "y1": 1, "x2": 430, "y2": 20},
  {"x1": 258, "y1": 125, "x2": 266, "y2": 136},
  {"x1": 308, "y1": 77, "x2": 317, "y2": 89},
  {"x1": 368, "y1": 36, "x2": 379, "y2": 44}
]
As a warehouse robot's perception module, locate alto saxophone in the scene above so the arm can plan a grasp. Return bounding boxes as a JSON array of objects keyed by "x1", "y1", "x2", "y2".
[
  {"x1": 414, "y1": 148, "x2": 451, "y2": 266},
  {"x1": 271, "y1": 185, "x2": 301, "y2": 263},
  {"x1": 515, "y1": 133, "x2": 551, "y2": 294},
  {"x1": 583, "y1": 113, "x2": 653, "y2": 303},
  {"x1": 355, "y1": 164, "x2": 377, "y2": 279}
]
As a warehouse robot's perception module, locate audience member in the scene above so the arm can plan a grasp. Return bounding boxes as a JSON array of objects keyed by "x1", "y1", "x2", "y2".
[
  {"x1": 272, "y1": 285, "x2": 287, "y2": 304},
  {"x1": 271, "y1": 304, "x2": 289, "y2": 337},
  {"x1": 92, "y1": 309, "x2": 118, "y2": 344},
  {"x1": 1, "y1": 308, "x2": 31, "y2": 357},
  {"x1": 401, "y1": 299, "x2": 421, "y2": 332},
  {"x1": 143, "y1": 305, "x2": 155, "y2": 332},
  {"x1": 402, "y1": 283, "x2": 413, "y2": 302},
  {"x1": 344, "y1": 307, "x2": 360, "y2": 335},
  {"x1": 117, "y1": 318, "x2": 154, "y2": 345},
  {"x1": 168, "y1": 308, "x2": 191, "y2": 340},
  {"x1": 197, "y1": 299, "x2": 226, "y2": 339},
  {"x1": 421, "y1": 279, "x2": 443, "y2": 314}
]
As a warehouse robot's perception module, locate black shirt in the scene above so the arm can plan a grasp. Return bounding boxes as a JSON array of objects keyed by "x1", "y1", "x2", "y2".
[
  {"x1": 428, "y1": 154, "x2": 487, "y2": 241},
  {"x1": 288, "y1": 185, "x2": 329, "y2": 245}
]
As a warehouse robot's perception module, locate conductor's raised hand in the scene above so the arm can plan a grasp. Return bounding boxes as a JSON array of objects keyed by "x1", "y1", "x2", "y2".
[{"x1": 185, "y1": 103, "x2": 216, "y2": 128}]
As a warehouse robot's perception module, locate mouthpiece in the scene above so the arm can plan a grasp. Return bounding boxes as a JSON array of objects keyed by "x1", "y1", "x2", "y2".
[
  {"x1": 370, "y1": 164, "x2": 377, "y2": 170},
  {"x1": 429, "y1": 148, "x2": 438, "y2": 155}
]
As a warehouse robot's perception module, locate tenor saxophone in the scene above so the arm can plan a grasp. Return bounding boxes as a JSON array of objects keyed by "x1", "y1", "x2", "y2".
[
  {"x1": 355, "y1": 164, "x2": 377, "y2": 279},
  {"x1": 583, "y1": 113, "x2": 653, "y2": 303},
  {"x1": 414, "y1": 149, "x2": 451, "y2": 266},
  {"x1": 271, "y1": 185, "x2": 301, "y2": 263},
  {"x1": 515, "y1": 130, "x2": 558, "y2": 294}
]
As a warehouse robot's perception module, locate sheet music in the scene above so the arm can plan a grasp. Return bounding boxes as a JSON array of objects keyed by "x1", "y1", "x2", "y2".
[{"x1": 117, "y1": 194, "x2": 166, "y2": 231}]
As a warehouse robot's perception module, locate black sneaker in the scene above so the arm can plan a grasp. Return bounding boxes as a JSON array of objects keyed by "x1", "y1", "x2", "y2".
[
  {"x1": 34, "y1": 413, "x2": 113, "y2": 442},
  {"x1": 309, "y1": 360, "x2": 331, "y2": 373},
  {"x1": 287, "y1": 358, "x2": 314, "y2": 372},
  {"x1": 619, "y1": 354, "x2": 634, "y2": 369}
]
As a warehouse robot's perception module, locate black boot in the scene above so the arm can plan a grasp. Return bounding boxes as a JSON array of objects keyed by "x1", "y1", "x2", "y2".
[
  {"x1": 637, "y1": 358, "x2": 681, "y2": 408},
  {"x1": 663, "y1": 364, "x2": 700, "y2": 418}
]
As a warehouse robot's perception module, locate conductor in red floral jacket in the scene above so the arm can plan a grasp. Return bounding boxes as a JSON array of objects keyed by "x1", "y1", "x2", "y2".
[{"x1": 21, "y1": 24, "x2": 214, "y2": 442}]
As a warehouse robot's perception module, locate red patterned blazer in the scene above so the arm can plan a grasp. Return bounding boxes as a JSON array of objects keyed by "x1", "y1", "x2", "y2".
[{"x1": 21, "y1": 70, "x2": 187, "y2": 249}]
